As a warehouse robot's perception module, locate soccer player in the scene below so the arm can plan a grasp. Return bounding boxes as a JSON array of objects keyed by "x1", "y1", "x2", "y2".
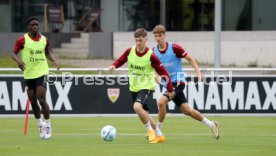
[
  {"x1": 152, "y1": 24, "x2": 219, "y2": 143},
  {"x1": 12, "y1": 16, "x2": 60, "y2": 140},
  {"x1": 109, "y1": 28, "x2": 174, "y2": 143}
]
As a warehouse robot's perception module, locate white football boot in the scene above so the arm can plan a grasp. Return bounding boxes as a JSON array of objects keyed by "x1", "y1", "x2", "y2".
[
  {"x1": 44, "y1": 126, "x2": 52, "y2": 140},
  {"x1": 211, "y1": 121, "x2": 219, "y2": 140},
  {"x1": 39, "y1": 122, "x2": 46, "y2": 139}
]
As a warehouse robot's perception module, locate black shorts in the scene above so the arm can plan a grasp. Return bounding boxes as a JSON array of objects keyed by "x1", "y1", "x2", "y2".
[
  {"x1": 131, "y1": 89, "x2": 153, "y2": 111},
  {"x1": 24, "y1": 75, "x2": 47, "y2": 90},
  {"x1": 164, "y1": 83, "x2": 187, "y2": 107}
]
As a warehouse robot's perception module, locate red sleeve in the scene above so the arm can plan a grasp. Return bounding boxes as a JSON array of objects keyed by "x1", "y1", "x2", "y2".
[
  {"x1": 172, "y1": 43, "x2": 188, "y2": 58},
  {"x1": 13, "y1": 35, "x2": 25, "y2": 54},
  {"x1": 45, "y1": 38, "x2": 50, "y2": 54},
  {"x1": 150, "y1": 53, "x2": 173, "y2": 92},
  {"x1": 112, "y1": 48, "x2": 131, "y2": 68}
]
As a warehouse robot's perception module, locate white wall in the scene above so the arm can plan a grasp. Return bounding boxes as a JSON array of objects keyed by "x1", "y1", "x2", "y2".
[{"x1": 113, "y1": 31, "x2": 276, "y2": 67}]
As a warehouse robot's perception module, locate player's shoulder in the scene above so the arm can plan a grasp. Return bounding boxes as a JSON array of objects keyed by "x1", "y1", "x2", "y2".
[
  {"x1": 150, "y1": 51, "x2": 159, "y2": 59},
  {"x1": 172, "y1": 42, "x2": 185, "y2": 50},
  {"x1": 15, "y1": 34, "x2": 26, "y2": 44},
  {"x1": 122, "y1": 47, "x2": 132, "y2": 56},
  {"x1": 39, "y1": 33, "x2": 48, "y2": 40},
  {"x1": 171, "y1": 42, "x2": 182, "y2": 47},
  {"x1": 125, "y1": 47, "x2": 132, "y2": 53},
  {"x1": 17, "y1": 35, "x2": 25, "y2": 41}
]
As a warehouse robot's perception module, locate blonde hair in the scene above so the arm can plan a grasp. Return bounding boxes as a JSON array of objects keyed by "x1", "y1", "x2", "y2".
[{"x1": 153, "y1": 24, "x2": 166, "y2": 34}]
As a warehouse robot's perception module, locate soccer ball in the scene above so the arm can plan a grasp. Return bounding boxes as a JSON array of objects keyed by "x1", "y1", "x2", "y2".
[{"x1": 100, "y1": 125, "x2": 117, "y2": 141}]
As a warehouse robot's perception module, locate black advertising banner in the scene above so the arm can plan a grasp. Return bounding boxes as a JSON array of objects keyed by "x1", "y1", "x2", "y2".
[
  {"x1": 168, "y1": 77, "x2": 276, "y2": 114},
  {"x1": 0, "y1": 75, "x2": 275, "y2": 115}
]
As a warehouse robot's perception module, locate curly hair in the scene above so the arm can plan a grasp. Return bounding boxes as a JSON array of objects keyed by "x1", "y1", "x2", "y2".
[{"x1": 26, "y1": 16, "x2": 39, "y2": 25}]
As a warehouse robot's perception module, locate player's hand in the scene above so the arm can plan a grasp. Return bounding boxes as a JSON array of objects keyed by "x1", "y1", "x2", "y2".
[
  {"x1": 155, "y1": 75, "x2": 161, "y2": 84},
  {"x1": 17, "y1": 60, "x2": 25, "y2": 71},
  {"x1": 53, "y1": 61, "x2": 60, "y2": 70},
  {"x1": 167, "y1": 91, "x2": 175, "y2": 100},
  {"x1": 109, "y1": 65, "x2": 116, "y2": 71},
  {"x1": 197, "y1": 73, "x2": 203, "y2": 81}
]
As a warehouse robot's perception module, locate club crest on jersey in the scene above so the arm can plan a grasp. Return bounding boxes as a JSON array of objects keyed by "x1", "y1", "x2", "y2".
[{"x1": 107, "y1": 88, "x2": 120, "y2": 103}]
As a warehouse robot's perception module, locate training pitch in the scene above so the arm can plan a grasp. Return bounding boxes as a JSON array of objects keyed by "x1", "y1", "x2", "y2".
[{"x1": 0, "y1": 116, "x2": 275, "y2": 156}]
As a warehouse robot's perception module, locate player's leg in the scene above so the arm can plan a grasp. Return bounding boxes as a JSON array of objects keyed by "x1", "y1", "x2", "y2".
[
  {"x1": 27, "y1": 89, "x2": 41, "y2": 119},
  {"x1": 153, "y1": 83, "x2": 177, "y2": 143},
  {"x1": 176, "y1": 84, "x2": 219, "y2": 139},
  {"x1": 133, "y1": 102, "x2": 151, "y2": 125},
  {"x1": 148, "y1": 114, "x2": 156, "y2": 130},
  {"x1": 153, "y1": 95, "x2": 169, "y2": 143},
  {"x1": 131, "y1": 90, "x2": 156, "y2": 129},
  {"x1": 36, "y1": 86, "x2": 50, "y2": 119},
  {"x1": 36, "y1": 75, "x2": 51, "y2": 139},
  {"x1": 36, "y1": 85, "x2": 51, "y2": 139},
  {"x1": 157, "y1": 95, "x2": 169, "y2": 124},
  {"x1": 173, "y1": 84, "x2": 204, "y2": 121},
  {"x1": 25, "y1": 79, "x2": 45, "y2": 139},
  {"x1": 143, "y1": 105, "x2": 156, "y2": 130},
  {"x1": 179, "y1": 103, "x2": 203, "y2": 121},
  {"x1": 141, "y1": 100, "x2": 156, "y2": 140},
  {"x1": 143, "y1": 112, "x2": 156, "y2": 140},
  {"x1": 132, "y1": 90, "x2": 155, "y2": 142},
  {"x1": 179, "y1": 103, "x2": 219, "y2": 139},
  {"x1": 133, "y1": 102, "x2": 155, "y2": 142}
]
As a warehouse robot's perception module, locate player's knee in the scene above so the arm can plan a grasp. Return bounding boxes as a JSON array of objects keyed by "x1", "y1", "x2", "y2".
[
  {"x1": 30, "y1": 102, "x2": 39, "y2": 110},
  {"x1": 158, "y1": 101, "x2": 166, "y2": 108},
  {"x1": 183, "y1": 110, "x2": 192, "y2": 116},
  {"x1": 37, "y1": 97, "x2": 46, "y2": 105},
  {"x1": 30, "y1": 99, "x2": 37, "y2": 105},
  {"x1": 133, "y1": 103, "x2": 142, "y2": 113},
  {"x1": 181, "y1": 105, "x2": 192, "y2": 116}
]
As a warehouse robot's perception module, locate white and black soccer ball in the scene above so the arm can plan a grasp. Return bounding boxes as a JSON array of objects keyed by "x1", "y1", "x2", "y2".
[{"x1": 100, "y1": 125, "x2": 117, "y2": 141}]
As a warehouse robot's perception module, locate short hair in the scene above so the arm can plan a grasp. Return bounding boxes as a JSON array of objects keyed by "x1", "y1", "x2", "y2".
[
  {"x1": 153, "y1": 24, "x2": 166, "y2": 34},
  {"x1": 26, "y1": 16, "x2": 39, "y2": 25},
  {"x1": 134, "y1": 28, "x2": 147, "y2": 38}
]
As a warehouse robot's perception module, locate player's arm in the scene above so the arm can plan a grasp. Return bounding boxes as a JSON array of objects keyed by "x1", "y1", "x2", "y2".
[
  {"x1": 12, "y1": 36, "x2": 25, "y2": 71},
  {"x1": 150, "y1": 47, "x2": 162, "y2": 84},
  {"x1": 12, "y1": 53, "x2": 25, "y2": 71},
  {"x1": 150, "y1": 53, "x2": 174, "y2": 98},
  {"x1": 154, "y1": 72, "x2": 162, "y2": 84},
  {"x1": 173, "y1": 43, "x2": 202, "y2": 81},
  {"x1": 184, "y1": 53, "x2": 202, "y2": 81},
  {"x1": 109, "y1": 48, "x2": 131, "y2": 71},
  {"x1": 45, "y1": 39, "x2": 60, "y2": 70}
]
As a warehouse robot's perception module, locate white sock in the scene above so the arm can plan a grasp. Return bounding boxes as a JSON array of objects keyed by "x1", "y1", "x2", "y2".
[
  {"x1": 201, "y1": 117, "x2": 214, "y2": 128},
  {"x1": 145, "y1": 121, "x2": 153, "y2": 131},
  {"x1": 155, "y1": 127, "x2": 163, "y2": 136},
  {"x1": 157, "y1": 121, "x2": 163, "y2": 130},
  {"x1": 155, "y1": 121, "x2": 164, "y2": 136},
  {"x1": 37, "y1": 118, "x2": 43, "y2": 127},
  {"x1": 45, "y1": 119, "x2": 51, "y2": 128}
]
